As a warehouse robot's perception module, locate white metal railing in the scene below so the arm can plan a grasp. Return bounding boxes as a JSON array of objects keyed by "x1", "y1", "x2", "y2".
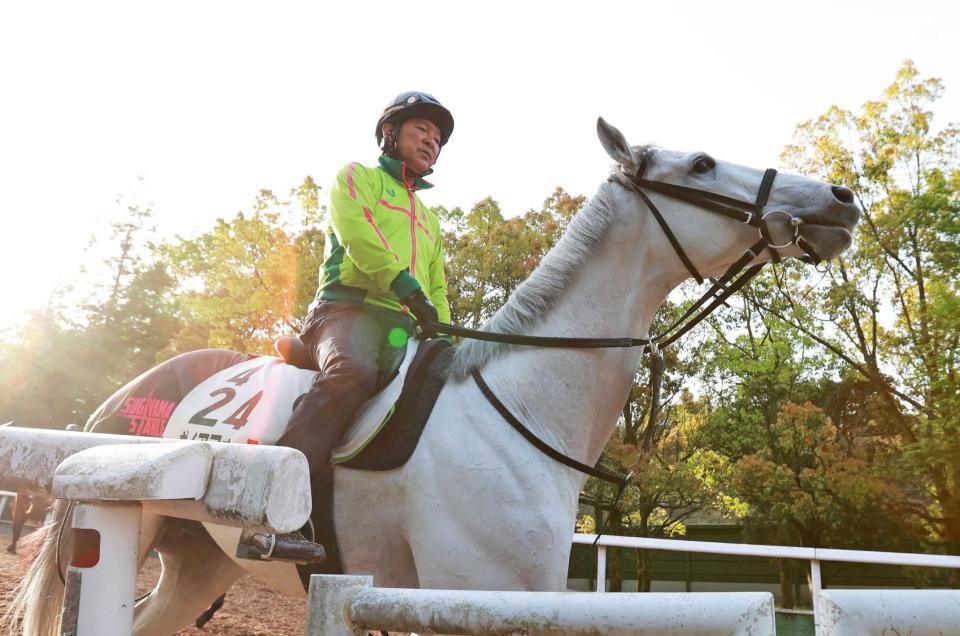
[{"x1": 573, "y1": 532, "x2": 960, "y2": 627}]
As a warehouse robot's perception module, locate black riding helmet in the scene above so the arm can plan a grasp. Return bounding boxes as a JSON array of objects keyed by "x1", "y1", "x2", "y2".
[{"x1": 375, "y1": 91, "x2": 455, "y2": 151}]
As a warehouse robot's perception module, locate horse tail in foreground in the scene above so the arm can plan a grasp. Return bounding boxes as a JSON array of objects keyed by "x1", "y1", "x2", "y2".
[{"x1": 2, "y1": 500, "x2": 72, "y2": 636}]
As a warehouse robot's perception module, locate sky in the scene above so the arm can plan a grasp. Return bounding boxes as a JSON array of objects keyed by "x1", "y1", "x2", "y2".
[{"x1": 1, "y1": 0, "x2": 957, "y2": 333}]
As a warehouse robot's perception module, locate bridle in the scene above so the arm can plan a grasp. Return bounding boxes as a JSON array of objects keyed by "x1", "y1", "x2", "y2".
[
  {"x1": 608, "y1": 163, "x2": 824, "y2": 350},
  {"x1": 616, "y1": 165, "x2": 825, "y2": 277},
  {"x1": 425, "y1": 163, "x2": 829, "y2": 535}
]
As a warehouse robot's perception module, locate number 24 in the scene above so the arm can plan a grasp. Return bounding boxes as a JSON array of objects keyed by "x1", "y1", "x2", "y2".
[{"x1": 188, "y1": 366, "x2": 265, "y2": 429}]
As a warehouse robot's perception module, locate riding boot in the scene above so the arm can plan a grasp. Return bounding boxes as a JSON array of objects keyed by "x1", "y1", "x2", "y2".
[{"x1": 235, "y1": 528, "x2": 326, "y2": 563}]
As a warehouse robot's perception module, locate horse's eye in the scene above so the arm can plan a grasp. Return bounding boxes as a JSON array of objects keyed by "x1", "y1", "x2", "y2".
[{"x1": 693, "y1": 156, "x2": 715, "y2": 174}]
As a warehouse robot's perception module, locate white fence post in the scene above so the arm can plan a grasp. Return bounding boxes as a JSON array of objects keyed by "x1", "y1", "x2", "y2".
[
  {"x1": 810, "y1": 558, "x2": 822, "y2": 631},
  {"x1": 596, "y1": 544, "x2": 606, "y2": 593},
  {"x1": 59, "y1": 502, "x2": 141, "y2": 636}
]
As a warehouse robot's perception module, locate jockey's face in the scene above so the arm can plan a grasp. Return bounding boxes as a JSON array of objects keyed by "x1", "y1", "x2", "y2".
[{"x1": 384, "y1": 117, "x2": 442, "y2": 177}]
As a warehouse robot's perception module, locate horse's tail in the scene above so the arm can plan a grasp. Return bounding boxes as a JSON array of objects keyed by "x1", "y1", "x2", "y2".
[{"x1": 1, "y1": 500, "x2": 73, "y2": 636}]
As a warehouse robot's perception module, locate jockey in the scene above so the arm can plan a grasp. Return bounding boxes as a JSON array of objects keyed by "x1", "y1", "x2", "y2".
[{"x1": 237, "y1": 91, "x2": 454, "y2": 563}]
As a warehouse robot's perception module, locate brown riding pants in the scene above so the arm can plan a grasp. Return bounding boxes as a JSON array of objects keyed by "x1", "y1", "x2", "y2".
[{"x1": 276, "y1": 301, "x2": 412, "y2": 569}]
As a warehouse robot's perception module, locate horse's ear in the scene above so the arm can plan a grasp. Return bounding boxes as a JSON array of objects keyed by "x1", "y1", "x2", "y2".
[{"x1": 597, "y1": 117, "x2": 639, "y2": 172}]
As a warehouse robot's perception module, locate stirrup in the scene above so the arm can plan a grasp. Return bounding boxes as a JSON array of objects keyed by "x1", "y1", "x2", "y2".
[
  {"x1": 235, "y1": 531, "x2": 274, "y2": 561},
  {"x1": 235, "y1": 530, "x2": 325, "y2": 564}
]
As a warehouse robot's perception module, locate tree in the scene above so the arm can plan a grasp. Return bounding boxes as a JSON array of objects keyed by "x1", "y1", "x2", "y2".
[
  {"x1": 695, "y1": 284, "x2": 926, "y2": 604},
  {"x1": 0, "y1": 195, "x2": 179, "y2": 426},
  {"x1": 160, "y1": 178, "x2": 324, "y2": 356},
  {"x1": 443, "y1": 188, "x2": 583, "y2": 327},
  {"x1": 729, "y1": 401, "x2": 912, "y2": 603},
  {"x1": 767, "y1": 61, "x2": 960, "y2": 557}
]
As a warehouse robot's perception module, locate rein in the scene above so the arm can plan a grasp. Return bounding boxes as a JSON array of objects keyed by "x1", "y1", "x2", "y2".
[
  {"x1": 471, "y1": 368, "x2": 628, "y2": 488},
  {"x1": 428, "y1": 167, "x2": 824, "y2": 540},
  {"x1": 472, "y1": 366, "x2": 633, "y2": 551},
  {"x1": 429, "y1": 168, "x2": 822, "y2": 352}
]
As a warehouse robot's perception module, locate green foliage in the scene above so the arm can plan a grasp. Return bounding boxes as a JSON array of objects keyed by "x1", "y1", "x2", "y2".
[
  {"x1": 443, "y1": 188, "x2": 583, "y2": 327},
  {"x1": 771, "y1": 60, "x2": 960, "y2": 553},
  {"x1": 160, "y1": 178, "x2": 324, "y2": 356}
]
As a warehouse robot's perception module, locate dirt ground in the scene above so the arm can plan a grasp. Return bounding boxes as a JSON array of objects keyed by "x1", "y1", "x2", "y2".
[{"x1": 0, "y1": 526, "x2": 307, "y2": 635}]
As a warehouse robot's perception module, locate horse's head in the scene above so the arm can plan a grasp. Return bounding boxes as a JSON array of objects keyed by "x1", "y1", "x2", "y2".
[{"x1": 597, "y1": 118, "x2": 860, "y2": 282}]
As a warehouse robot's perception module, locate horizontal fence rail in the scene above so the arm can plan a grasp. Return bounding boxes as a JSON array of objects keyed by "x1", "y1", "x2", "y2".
[
  {"x1": 817, "y1": 589, "x2": 960, "y2": 634},
  {"x1": 0, "y1": 426, "x2": 313, "y2": 635},
  {"x1": 573, "y1": 532, "x2": 960, "y2": 570},
  {"x1": 306, "y1": 574, "x2": 776, "y2": 635}
]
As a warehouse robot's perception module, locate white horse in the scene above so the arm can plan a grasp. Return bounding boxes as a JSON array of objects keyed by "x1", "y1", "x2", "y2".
[{"x1": 7, "y1": 118, "x2": 859, "y2": 635}]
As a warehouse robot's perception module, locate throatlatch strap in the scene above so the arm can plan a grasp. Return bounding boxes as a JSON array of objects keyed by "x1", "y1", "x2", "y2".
[
  {"x1": 471, "y1": 368, "x2": 628, "y2": 488},
  {"x1": 635, "y1": 188, "x2": 705, "y2": 284}
]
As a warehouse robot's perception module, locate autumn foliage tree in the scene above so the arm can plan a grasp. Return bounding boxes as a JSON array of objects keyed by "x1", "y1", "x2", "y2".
[
  {"x1": 160, "y1": 178, "x2": 324, "y2": 356},
  {"x1": 761, "y1": 61, "x2": 960, "y2": 557}
]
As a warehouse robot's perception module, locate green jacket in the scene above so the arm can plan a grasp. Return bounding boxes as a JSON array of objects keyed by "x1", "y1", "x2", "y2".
[{"x1": 315, "y1": 155, "x2": 451, "y2": 322}]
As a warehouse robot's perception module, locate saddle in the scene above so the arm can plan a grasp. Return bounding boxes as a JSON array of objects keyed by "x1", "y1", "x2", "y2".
[{"x1": 274, "y1": 335, "x2": 453, "y2": 470}]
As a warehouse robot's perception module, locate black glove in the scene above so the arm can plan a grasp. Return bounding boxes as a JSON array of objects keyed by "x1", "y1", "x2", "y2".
[{"x1": 401, "y1": 289, "x2": 439, "y2": 337}]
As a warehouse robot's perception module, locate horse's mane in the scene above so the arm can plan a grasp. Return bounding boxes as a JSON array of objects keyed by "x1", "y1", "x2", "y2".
[{"x1": 448, "y1": 180, "x2": 619, "y2": 381}]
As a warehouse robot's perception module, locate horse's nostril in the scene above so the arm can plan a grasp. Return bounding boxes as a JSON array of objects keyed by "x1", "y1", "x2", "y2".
[{"x1": 831, "y1": 186, "x2": 855, "y2": 204}]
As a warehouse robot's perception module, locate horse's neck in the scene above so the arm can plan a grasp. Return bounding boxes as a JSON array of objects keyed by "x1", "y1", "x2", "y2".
[{"x1": 482, "y1": 222, "x2": 674, "y2": 471}]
